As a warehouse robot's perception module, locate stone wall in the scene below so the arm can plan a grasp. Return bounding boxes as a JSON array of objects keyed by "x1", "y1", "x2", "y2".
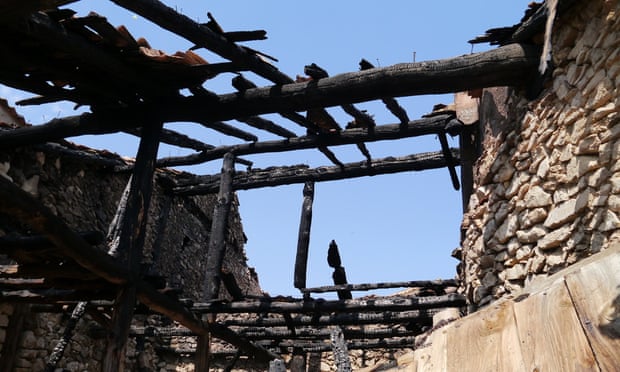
[
  {"x1": 0, "y1": 143, "x2": 261, "y2": 370},
  {"x1": 460, "y1": 0, "x2": 620, "y2": 308}
]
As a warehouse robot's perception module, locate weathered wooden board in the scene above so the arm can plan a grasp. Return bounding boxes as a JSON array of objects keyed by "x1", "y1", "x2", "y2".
[
  {"x1": 445, "y1": 300, "x2": 525, "y2": 371},
  {"x1": 564, "y1": 250, "x2": 620, "y2": 371},
  {"x1": 413, "y1": 327, "x2": 448, "y2": 372},
  {"x1": 513, "y1": 278, "x2": 599, "y2": 371}
]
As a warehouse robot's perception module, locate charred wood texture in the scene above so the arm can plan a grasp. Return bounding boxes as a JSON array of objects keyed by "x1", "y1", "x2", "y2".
[
  {"x1": 220, "y1": 309, "x2": 435, "y2": 327},
  {"x1": 294, "y1": 182, "x2": 315, "y2": 289},
  {"x1": 174, "y1": 150, "x2": 459, "y2": 195},
  {"x1": 301, "y1": 279, "x2": 458, "y2": 295},
  {"x1": 104, "y1": 121, "x2": 163, "y2": 372},
  {"x1": 359, "y1": 59, "x2": 409, "y2": 125},
  {"x1": 193, "y1": 294, "x2": 465, "y2": 314},
  {"x1": 204, "y1": 152, "x2": 236, "y2": 300},
  {"x1": 158, "y1": 114, "x2": 456, "y2": 167},
  {"x1": 0, "y1": 44, "x2": 537, "y2": 148},
  {"x1": 438, "y1": 131, "x2": 460, "y2": 190},
  {"x1": 238, "y1": 326, "x2": 418, "y2": 341},
  {"x1": 44, "y1": 302, "x2": 87, "y2": 372},
  {"x1": 328, "y1": 240, "x2": 351, "y2": 300},
  {"x1": 330, "y1": 327, "x2": 352, "y2": 372}
]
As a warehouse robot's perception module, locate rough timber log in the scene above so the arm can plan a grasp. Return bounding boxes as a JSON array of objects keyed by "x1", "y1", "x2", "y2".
[
  {"x1": 0, "y1": 44, "x2": 538, "y2": 147},
  {"x1": 294, "y1": 182, "x2": 315, "y2": 289},
  {"x1": 44, "y1": 302, "x2": 87, "y2": 372},
  {"x1": 359, "y1": 59, "x2": 410, "y2": 125},
  {"x1": 193, "y1": 294, "x2": 465, "y2": 314},
  {"x1": 238, "y1": 326, "x2": 418, "y2": 341},
  {"x1": 174, "y1": 150, "x2": 458, "y2": 195},
  {"x1": 0, "y1": 176, "x2": 275, "y2": 362}
]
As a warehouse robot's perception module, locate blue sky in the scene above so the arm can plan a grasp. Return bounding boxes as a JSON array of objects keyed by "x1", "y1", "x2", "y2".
[{"x1": 3, "y1": 1, "x2": 530, "y2": 298}]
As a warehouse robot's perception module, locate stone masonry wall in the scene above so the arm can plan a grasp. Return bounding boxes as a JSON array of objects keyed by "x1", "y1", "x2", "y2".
[
  {"x1": 460, "y1": 0, "x2": 620, "y2": 308},
  {"x1": 0, "y1": 144, "x2": 261, "y2": 371}
]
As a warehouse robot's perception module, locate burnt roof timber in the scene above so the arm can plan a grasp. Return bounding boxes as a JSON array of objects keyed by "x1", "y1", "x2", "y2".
[
  {"x1": 157, "y1": 114, "x2": 458, "y2": 167},
  {"x1": 301, "y1": 279, "x2": 458, "y2": 295},
  {"x1": 0, "y1": 43, "x2": 536, "y2": 149},
  {"x1": 0, "y1": 176, "x2": 276, "y2": 362},
  {"x1": 173, "y1": 150, "x2": 459, "y2": 195},
  {"x1": 192, "y1": 294, "x2": 465, "y2": 314}
]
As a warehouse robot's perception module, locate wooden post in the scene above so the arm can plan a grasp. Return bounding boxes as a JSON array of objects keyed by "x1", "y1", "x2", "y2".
[
  {"x1": 330, "y1": 327, "x2": 352, "y2": 372},
  {"x1": 197, "y1": 152, "x2": 236, "y2": 371},
  {"x1": 103, "y1": 121, "x2": 163, "y2": 372},
  {"x1": 294, "y1": 181, "x2": 315, "y2": 290},
  {"x1": 459, "y1": 123, "x2": 479, "y2": 213}
]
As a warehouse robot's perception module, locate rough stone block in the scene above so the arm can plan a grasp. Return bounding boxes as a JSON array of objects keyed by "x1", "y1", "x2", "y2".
[
  {"x1": 544, "y1": 191, "x2": 589, "y2": 228},
  {"x1": 516, "y1": 226, "x2": 547, "y2": 244},
  {"x1": 537, "y1": 226, "x2": 572, "y2": 250},
  {"x1": 524, "y1": 186, "x2": 552, "y2": 208}
]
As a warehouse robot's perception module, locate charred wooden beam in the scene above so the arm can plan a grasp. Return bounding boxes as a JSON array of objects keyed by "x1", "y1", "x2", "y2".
[
  {"x1": 198, "y1": 121, "x2": 258, "y2": 142},
  {"x1": 220, "y1": 309, "x2": 435, "y2": 327},
  {"x1": 238, "y1": 326, "x2": 418, "y2": 341},
  {"x1": 359, "y1": 59, "x2": 409, "y2": 125},
  {"x1": 294, "y1": 182, "x2": 315, "y2": 290},
  {"x1": 328, "y1": 240, "x2": 351, "y2": 300},
  {"x1": 330, "y1": 327, "x2": 352, "y2": 372},
  {"x1": 174, "y1": 150, "x2": 458, "y2": 195},
  {"x1": 192, "y1": 294, "x2": 465, "y2": 314},
  {"x1": 437, "y1": 131, "x2": 460, "y2": 190},
  {"x1": 159, "y1": 114, "x2": 456, "y2": 167},
  {"x1": 317, "y1": 146, "x2": 344, "y2": 168},
  {"x1": 237, "y1": 116, "x2": 296, "y2": 138},
  {"x1": 0, "y1": 264, "x2": 98, "y2": 280},
  {"x1": 221, "y1": 268, "x2": 244, "y2": 301},
  {"x1": 0, "y1": 177, "x2": 277, "y2": 359},
  {"x1": 0, "y1": 44, "x2": 534, "y2": 148},
  {"x1": 44, "y1": 302, "x2": 87, "y2": 372},
  {"x1": 204, "y1": 152, "x2": 236, "y2": 300},
  {"x1": 104, "y1": 121, "x2": 163, "y2": 372},
  {"x1": 152, "y1": 43, "x2": 540, "y2": 124},
  {"x1": 301, "y1": 279, "x2": 458, "y2": 295},
  {"x1": 109, "y1": 0, "x2": 292, "y2": 84},
  {"x1": 124, "y1": 127, "x2": 213, "y2": 152}
]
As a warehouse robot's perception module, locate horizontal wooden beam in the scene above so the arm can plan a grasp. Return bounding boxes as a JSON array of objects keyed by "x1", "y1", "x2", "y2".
[
  {"x1": 155, "y1": 43, "x2": 540, "y2": 123},
  {"x1": 192, "y1": 294, "x2": 465, "y2": 314},
  {"x1": 0, "y1": 44, "x2": 536, "y2": 148},
  {"x1": 158, "y1": 114, "x2": 457, "y2": 167},
  {"x1": 300, "y1": 279, "x2": 459, "y2": 295},
  {"x1": 174, "y1": 150, "x2": 459, "y2": 195}
]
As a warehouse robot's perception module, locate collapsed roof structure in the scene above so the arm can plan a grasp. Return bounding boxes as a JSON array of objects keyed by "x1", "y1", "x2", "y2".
[{"x1": 0, "y1": 0, "x2": 572, "y2": 370}]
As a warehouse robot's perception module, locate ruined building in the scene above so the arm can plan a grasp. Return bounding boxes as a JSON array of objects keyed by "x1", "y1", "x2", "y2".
[{"x1": 0, "y1": 0, "x2": 619, "y2": 371}]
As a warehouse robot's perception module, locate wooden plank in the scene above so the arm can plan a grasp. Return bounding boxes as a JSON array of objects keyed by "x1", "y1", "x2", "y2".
[
  {"x1": 564, "y1": 249, "x2": 620, "y2": 371},
  {"x1": 445, "y1": 300, "x2": 525, "y2": 371},
  {"x1": 512, "y1": 278, "x2": 599, "y2": 371},
  {"x1": 0, "y1": 304, "x2": 28, "y2": 372},
  {"x1": 414, "y1": 326, "x2": 448, "y2": 372}
]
